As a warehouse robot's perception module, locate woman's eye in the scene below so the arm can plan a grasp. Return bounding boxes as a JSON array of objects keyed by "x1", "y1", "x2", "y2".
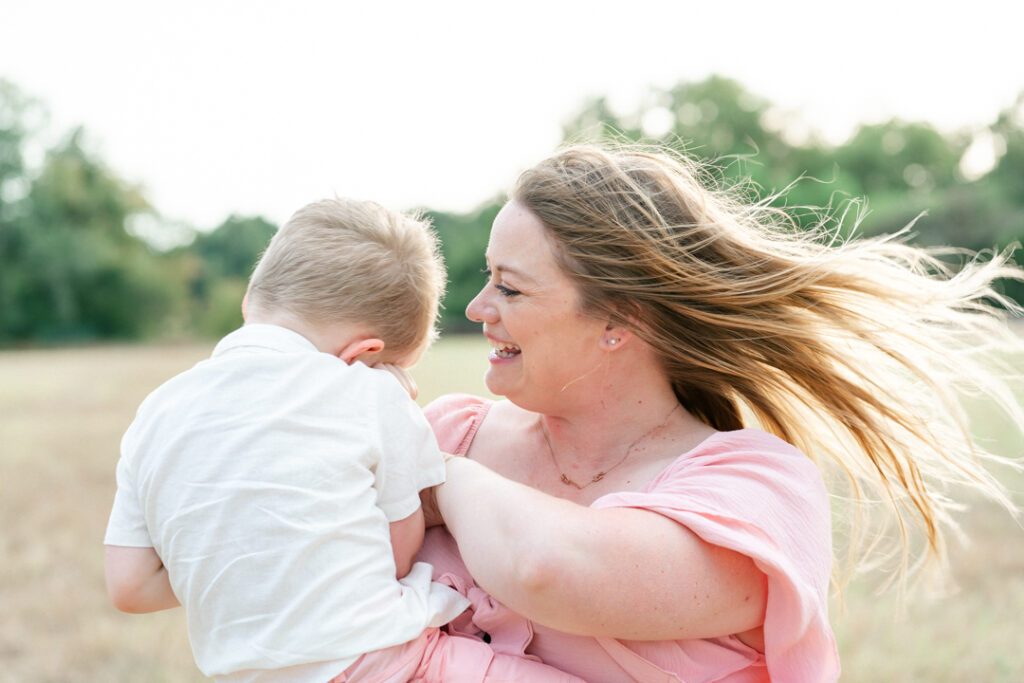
[{"x1": 481, "y1": 268, "x2": 520, "y2": 297}]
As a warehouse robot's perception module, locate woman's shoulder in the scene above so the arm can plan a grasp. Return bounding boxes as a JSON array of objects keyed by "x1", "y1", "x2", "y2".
[
  {"x1": 423, "y1": 393, "x2": 492, "y2": 419},
  {"x1": 676, "y1": 428, "x2": 818, "y2": 473},
  {"x1": 423, "y1": 394, "x2": 496, "y2": 455},
  {"x1": 631, "y1": 428, "x2": 829, "y2": 513}
]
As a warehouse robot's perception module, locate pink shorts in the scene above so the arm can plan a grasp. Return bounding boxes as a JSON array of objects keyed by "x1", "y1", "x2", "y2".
[{"x1": 328, "y1": 627, "x2": 584, "y2": 683}]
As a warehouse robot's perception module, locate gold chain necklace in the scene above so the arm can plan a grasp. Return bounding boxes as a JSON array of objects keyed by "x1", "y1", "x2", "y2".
[{"x1": 542, "y1": 403, "x2": 681, "y2": 490}]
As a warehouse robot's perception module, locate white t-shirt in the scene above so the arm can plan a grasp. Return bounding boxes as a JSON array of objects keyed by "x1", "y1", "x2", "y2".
[{"x1": 105, "y1": 324, "x2": 469, "y2": 681}]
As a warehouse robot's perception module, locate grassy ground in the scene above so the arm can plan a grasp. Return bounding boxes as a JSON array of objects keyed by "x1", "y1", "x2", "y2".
[{"x1": 1, "y1": 337, "x2": 1021, "y2": 681}]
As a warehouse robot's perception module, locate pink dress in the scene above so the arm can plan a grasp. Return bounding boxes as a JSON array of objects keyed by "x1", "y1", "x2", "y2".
[{"x1": 420, "y1": 395, "x2": 840, "y2": 683}]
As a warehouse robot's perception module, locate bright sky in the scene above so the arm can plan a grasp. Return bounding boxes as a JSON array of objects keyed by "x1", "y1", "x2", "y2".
[{"x1": 3, "y1": 0, "x2": 1023, "y2": 233}]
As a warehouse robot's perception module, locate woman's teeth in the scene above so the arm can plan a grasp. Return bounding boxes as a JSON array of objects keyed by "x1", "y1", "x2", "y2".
[{"x1": 490, "y1": 341, "x2": 521, "y2": 359}]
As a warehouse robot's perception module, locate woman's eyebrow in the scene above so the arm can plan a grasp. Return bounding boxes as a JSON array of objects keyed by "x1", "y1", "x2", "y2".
[{"x1": 492, "y1": 264, "x2": 537, "y2": 283}]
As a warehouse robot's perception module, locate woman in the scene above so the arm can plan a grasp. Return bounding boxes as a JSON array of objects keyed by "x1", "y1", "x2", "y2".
[{"x1": 418, "y1": 144, "x2": 1024, "y2": 682}]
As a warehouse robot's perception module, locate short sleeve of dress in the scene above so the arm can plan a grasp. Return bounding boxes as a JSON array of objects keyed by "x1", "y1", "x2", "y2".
[
  {"x1": 592, "y1": 429, "x2": 840, "y2": 682},
  {"x1": 423, "y1": 394, "x2": 492, "y2": 456}
]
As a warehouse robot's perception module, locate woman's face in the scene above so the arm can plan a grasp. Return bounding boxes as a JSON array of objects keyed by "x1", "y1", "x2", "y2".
[{"x1": 466, "y1": 200, "x2": 608, "y2": 410}]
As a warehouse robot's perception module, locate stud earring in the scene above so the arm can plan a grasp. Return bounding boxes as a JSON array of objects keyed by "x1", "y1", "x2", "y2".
[{"x1": 609, "y1": 338, "x2": 619, "y2": 345}]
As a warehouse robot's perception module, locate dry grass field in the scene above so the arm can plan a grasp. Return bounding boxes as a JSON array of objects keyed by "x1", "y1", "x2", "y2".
[{"x1": 1, "y1": 337, "x2": 1022, "y2": 682}]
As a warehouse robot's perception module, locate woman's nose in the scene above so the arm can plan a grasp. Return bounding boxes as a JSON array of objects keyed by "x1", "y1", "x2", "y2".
[{"x1": 466, "y1": 286, "x2": 497, "y2": 324}]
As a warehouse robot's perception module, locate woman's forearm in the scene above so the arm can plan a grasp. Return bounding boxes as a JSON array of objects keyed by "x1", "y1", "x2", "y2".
[
  {"x1": 437, "y1": 457, "x2": 583, "y2": 610},
  {"x1": 437, "y1": 457, "x2": 767, "y2": 640}
]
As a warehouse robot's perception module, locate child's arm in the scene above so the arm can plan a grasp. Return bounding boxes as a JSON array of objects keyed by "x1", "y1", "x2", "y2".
[
  {"x1": 371, "y1": 363, "x2": 427, "y2": 576},
  {"x1": 104, "y1": 545, "x2": 180, "y2": 613},
  {"x1": 389, "y1": 507, "x2": 426, "y2": 578}
]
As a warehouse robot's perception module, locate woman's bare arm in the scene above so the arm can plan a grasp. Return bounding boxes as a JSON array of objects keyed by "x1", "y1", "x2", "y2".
[{"x1": 437, "y1": 456, "x2": 766, "y2": 641}]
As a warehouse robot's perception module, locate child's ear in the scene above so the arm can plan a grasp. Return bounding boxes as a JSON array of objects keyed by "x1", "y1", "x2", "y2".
[
  {"x1": 337, "y1": 338, "x2": 385, "y2": 365},
  {"x1": 241, "y1": 293, "x2": 249, "y2": 322}
]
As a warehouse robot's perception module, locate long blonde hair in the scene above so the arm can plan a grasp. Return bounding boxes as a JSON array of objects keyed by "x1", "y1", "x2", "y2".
[{"x1": 513, "y1": 143, "x2": 1024, "y2": 585}]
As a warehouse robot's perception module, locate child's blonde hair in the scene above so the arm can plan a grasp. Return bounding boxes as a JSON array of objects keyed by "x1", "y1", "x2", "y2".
[{"x1": 246, "y1": 197, "x2": 446, "y2": 357}]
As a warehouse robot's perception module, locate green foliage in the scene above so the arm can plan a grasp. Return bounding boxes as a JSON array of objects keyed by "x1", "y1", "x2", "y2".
[
  {"x1": 179, "y1": 214, "x2": 276, "y2": 338},
  {"x1": 990, "y1": 93, "x2": 1024, "y2": 204},
  {"x1": 0, "y1": 114, "x2": 181, "y2": 344},
  {"x1": 2, "y1": 75, "x2": 1023, "y2": 345},
  {"x1": 0, "y1": 79, "x2": 43, "y2": 196},
  {"x1": 834, "y1": 121, "x2": 965, "y2": 197},
  {"x1": 192, "y1": 214, "x2": 276, "y2": 280},
  {"x1": 559, "y1": 74, "x2": 1023, "y2": 253},
  {"x1": 426, "y1": 201, "x2": 500, "y2": 332},
  {"x1": 0, "y1": 79, "x2": 279, "y2": 346},
  {"x1": 562, "y1": 76, "x2": 833, "y2": 206},
  {"x1": 192, "y1": 276, "x2": 249, "y2": 339}
]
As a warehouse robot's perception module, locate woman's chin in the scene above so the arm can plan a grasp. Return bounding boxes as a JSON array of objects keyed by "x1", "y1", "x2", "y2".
[
  {"x1": 483, "y1": 372, "x2": 508, "y2": 398},
  {"x1": 483, "y1": 365, "x2": 520, "y2": 400}
]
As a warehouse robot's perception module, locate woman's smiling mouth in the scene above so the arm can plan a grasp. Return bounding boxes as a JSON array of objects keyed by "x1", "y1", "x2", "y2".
[{"x1": 489, "y1": 340, "x2": 522, "y2": 359}]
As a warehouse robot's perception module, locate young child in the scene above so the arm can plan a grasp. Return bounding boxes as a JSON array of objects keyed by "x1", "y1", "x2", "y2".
[{"x1": 104, "y1": 198, "x2": 583, "y2": 683}]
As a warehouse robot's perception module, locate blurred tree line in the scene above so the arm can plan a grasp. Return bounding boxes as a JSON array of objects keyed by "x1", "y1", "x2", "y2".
[{"x1": 1, "y1": 75, "x2": 1022, "y2": 346}]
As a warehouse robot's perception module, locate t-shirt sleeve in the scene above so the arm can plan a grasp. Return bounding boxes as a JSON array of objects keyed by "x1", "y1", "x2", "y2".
[
  {"x1": 423, "y1": 393, "x2": 491, "y2": 455},
  {"x1": 103, "y1": 443, "x2": 153, "y2": 547},
  {"x1": 371, "y1": 377, "x2": 448, "y2": 523},
  {"x1": 592, "y1": 430, "x2": 840, "y2": 682}
]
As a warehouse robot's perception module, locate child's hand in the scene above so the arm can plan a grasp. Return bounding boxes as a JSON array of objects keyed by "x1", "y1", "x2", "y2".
[
  {"x1": 421, "y1": 454, "x2": 462, "y2": 528},
  {"x1": 374, "y1": 363, "x2": 418, "y2": 400}
]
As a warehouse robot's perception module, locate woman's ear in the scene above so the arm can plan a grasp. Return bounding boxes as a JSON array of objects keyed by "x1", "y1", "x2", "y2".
[
  {"x1": 337, "y1": 338, "x2": 385, "y2": 365},
  {"x1": 241, "y1": 293, "x2": 249, "y2": 322},
  {"x1": 601, "y1": 322, "x2": 634, "y2": 350}
]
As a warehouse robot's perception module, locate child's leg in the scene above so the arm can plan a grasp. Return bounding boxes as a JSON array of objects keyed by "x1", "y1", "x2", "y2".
[
  {"x1": 328, "y1": 629, "x2": 438, "y2": 683},
  {"x1": 419, "y1": 630, "x2": 586, "y2": 683},
  {"x1": 331, "y1": 627, "x2": 585, "y2": 683}
]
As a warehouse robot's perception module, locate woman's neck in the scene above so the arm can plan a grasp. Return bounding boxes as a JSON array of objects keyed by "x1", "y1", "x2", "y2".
[
  {"x1": 503, "y1": 336, "x2": 718, "y2": 490},
  {"x1": 537, "y1": 383, "x2": 704, "y2": 475}
]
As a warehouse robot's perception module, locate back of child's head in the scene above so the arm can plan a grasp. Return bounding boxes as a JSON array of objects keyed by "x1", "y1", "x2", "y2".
[{"x1": 246, "y1": 197, "x2": 446, "y2": 358}]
